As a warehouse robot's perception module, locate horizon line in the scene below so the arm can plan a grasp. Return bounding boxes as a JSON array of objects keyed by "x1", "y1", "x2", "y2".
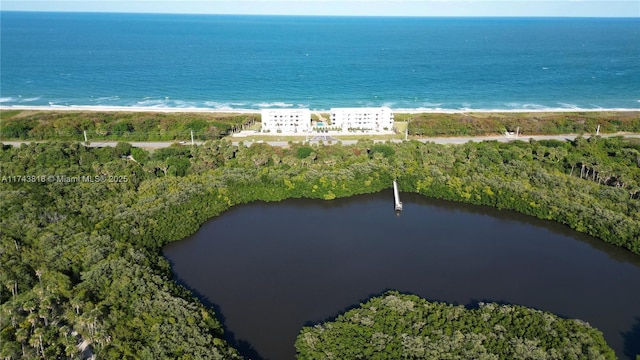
[{"x1": 2, "y1": 10, "x2": 639, "y2": 18}]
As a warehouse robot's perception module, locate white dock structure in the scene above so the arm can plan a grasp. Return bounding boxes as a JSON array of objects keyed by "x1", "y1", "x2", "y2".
[{"x1": 393, "y1": 180, "x2": 403, "y2": 212}]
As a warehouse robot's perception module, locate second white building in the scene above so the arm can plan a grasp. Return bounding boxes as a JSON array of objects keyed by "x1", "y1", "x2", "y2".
[
  {"x1": 330, "y1": 107, "x2": 394, "y2": 132},
  {"x1": 261, "y1": 108, "x2": 311, "y2": 133}
]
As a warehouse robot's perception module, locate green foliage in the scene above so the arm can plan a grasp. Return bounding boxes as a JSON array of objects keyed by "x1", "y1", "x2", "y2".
[
  {"x1": 369, "y1": 143, "x2": 395, "y2": 158},
  {"x1": 401, "y1": 137, "x2": 640, "y2": 253},
  {"x1": 0, "y1": 142, "x2": 241, "y2": 359},
  {"x1": 296, "y1": 292, "x2": 616, "y2": 360},
  {"x1": 404, "y1": 111, "x2": 640, "y2": 137},
  {"x1": 114, "y1": 142, "x2": 132, "y2": 157},
  {"x1": 296, "y1": 146, "x2": 313, "y2": 159},
  {"x1": 167, "y1": 157, "x2": 191, "y2": 177},
  {"x1": 0, "y1": 118, "x2": 39, "y2": 139},
  {"x1": 1, "y1": 131, "x2": 639, "y2": 358},
  {"x1": 0, "y1": 110, "x2": 256, "y2": 141}
]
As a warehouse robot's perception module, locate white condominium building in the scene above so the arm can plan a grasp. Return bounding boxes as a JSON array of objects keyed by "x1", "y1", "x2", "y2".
[
  {"x1": 261, "y1": 108, "x2": 311, "y2": 133},
  {"x1": 330, "y1": 107, "x2": 394, "y2": 131}
]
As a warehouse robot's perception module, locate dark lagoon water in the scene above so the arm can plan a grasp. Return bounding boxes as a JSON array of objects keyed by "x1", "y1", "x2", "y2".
[{"x1": 163, "y1": 192, "x2": 640, "y2": 360}]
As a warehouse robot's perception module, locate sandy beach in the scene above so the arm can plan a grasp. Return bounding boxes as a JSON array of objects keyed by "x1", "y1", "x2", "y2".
[{"x1": 2, "y1": 105, "x2": 639, "y2": 115}]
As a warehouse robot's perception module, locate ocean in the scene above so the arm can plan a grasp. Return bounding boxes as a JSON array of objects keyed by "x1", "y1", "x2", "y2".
[{"x1": 1, "y1": 12, "x2": 639, "y2": 111}]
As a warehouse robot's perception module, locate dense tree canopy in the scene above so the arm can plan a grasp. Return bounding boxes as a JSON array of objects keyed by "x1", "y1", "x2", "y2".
[
  {"x1": 1, "y1": 133, "x2": 639, "y2": 358},
  {"x1": 295, "y1": 292, "x2": 616, "y2": 359}
]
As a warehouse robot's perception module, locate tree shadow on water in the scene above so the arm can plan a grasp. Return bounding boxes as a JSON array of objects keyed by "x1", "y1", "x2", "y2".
[
  {"x1": 300, "y1": 290, "x2": 580, "y2": 339},
  {"x1": 623, "y1": 316, "x2": 640, "y2": 360},
  {"x1": 170, "y1": 276, "x2": 266, "y2": 360},
  {"x1": 465, "y1": 297, "x2": 572, "y2": 319},
  {"x1": 302, "y1": 288, "x2": 400, "y2": 328},
  {"x1": 464, "y1": 298, "x2": 514, "y2": 309}
]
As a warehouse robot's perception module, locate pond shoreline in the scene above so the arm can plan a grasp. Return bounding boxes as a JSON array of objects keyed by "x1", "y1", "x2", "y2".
[{"x1": 164, "y1": 192, "x2": 640, "y2": 360}]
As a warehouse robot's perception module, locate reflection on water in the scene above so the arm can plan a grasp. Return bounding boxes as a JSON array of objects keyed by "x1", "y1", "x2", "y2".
[{"x1": 163, "y1": 192, "x2": 640, "y2": 360}]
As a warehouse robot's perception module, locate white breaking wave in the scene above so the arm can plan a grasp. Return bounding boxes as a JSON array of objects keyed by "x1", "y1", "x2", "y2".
[
  {"x1": 19, "y1": 97, "x2": 42, "y2": 103},
  {"x1": 506, "y1": 102, "x2": 547, "y2": 110},
  {"x1": 557, "y1": 103, "x2": 580, "y2": 109},
  {"x1": 381, "y1": 102, "x2": 396, "y2": 108},
  {"x1": 2, "y1": 94, "x2": 639, "y2": 114},
  {"x1": 92, "y1": 96, "x2": 120, "y2": 102},
  {"x1": 135, "y1": 99, "x2": 168, "y2": 107},
  {"x1": 2, "y1": 104, "x2": 639, "y2": 114},
  {"x1": 420, "y1": 102, "x2": 443, "y2": 108},
  {"x1": 255, "y1": 102, "x2": 295, "y2": 108}
]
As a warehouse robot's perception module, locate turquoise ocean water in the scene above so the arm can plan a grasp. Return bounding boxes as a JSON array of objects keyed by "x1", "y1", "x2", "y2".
[{"x1": 1, "y1": 12, "x2": 639, "y2": 111}]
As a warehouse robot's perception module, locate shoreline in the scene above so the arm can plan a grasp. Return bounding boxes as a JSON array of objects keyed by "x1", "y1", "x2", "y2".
[{"x1": 2, "y1": 105, "x2": 639, "y2": 114}]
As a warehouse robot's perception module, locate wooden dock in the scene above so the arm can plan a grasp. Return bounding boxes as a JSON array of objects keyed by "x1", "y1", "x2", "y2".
[{"x1": 393, "y1": 180, "x2": 403, "y2": 212}]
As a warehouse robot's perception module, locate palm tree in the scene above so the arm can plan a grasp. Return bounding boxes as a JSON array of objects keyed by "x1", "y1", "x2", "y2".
[{"x1": 29, "y1": 327, "x2": 45, "y2": 359}]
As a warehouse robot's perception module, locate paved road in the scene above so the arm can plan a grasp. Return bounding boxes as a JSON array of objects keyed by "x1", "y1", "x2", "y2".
[
  {"x1": 2, "y1": 133, "x2": 639, "y2": 150},
  {"x1": 237, "y1": 133, "x2": 639, "y2": 147},
  {"x1": 0, "y1": 140, "x2": 205, "y2": 149}
]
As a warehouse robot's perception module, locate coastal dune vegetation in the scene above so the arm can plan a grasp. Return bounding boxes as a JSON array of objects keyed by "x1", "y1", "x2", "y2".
[
  {"x1": 0, "y1": 110, "x2": 256, "y2": 141},
  {"x1": 400, "y1": 111, "x2": 640, "y2": 136},
  {"x1": 1, "y1": 132, "x2": 639, "y2": 358},
  {"x1": 1, "y1": 110, "x2": 639, "y2": 141}
]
